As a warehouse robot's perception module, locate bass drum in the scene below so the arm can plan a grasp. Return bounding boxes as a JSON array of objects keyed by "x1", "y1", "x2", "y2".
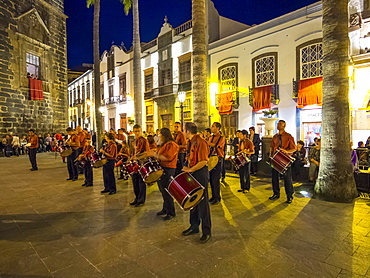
[
  {"x1": 167, "y1": 172, "x2": 204, "y2": 211},
  {"x1": 59, "y1": 145, "x2": 72, "y2": 157},
  {"x1": 91, "y1": 153, "x2": 107, "y2": 168},
  {"x1": 139, "y1": 157, "x2": 163, "y2": 183}
]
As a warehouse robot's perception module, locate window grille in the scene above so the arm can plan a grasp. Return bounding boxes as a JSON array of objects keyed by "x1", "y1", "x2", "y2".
[
  {"x1": 300, "y1": 43, "x2": 323, "y2": 80},
  {"x1": 255, "y1": 56, "x2": 275, "y2": 87}
]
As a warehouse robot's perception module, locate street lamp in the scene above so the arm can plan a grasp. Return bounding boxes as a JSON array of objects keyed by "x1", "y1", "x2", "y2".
[{"x1": 177, "y1": 91, "x2": 186, "y2": 130}]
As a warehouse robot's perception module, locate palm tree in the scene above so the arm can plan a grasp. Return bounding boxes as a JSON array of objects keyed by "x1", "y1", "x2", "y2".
[
  {"x1": 192, "y1": 0, "x2": 208, "y2": 130},
  {"x1": 87, "y1": 0, "x2": 102, "y2": 149},
  {"x1": 314, "y1": 0, "x2": 357, "y2": 201},
  {"x1": 121, "y1": 0, "x2": 142, "y2": 127}
]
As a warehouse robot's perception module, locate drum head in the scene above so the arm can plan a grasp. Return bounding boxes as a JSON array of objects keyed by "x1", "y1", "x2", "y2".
[
  {"x1": 60, "y1": 149, "x2": 72, "y2": 157},
  {"x1": 144, "y1": 169, "x2": 163, "y2": 184},
  {"x1": 182, "y1": 187, "x2": 205, "y2": 211},
  {"x1": 93, "y1": 159, "x2": 107, "y2": 168},
  {"x1": 208, "y1": 156, "x2": 219, "y2": 171}
]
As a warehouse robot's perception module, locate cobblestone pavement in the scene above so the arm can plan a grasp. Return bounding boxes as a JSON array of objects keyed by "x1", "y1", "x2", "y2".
[{"x1": 0, "y1": 153, "x2": 370, "y2": 278}]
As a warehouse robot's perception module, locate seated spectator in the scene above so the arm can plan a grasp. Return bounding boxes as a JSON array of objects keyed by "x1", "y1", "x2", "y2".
[
  {"x1": 308, "y1": 138, "x2": 321, "y2": 182},
  {"x1": 292, "y1": 140, "x2": 306, "y2": 181}
]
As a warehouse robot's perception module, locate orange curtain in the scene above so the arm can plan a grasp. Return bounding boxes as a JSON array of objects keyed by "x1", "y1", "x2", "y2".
[
  {"x1": 29, "y1": 78, "x2": 44, "y2": 101},
  {"x1": 218, "y1": 91, "x2": 233, "y2": 115},
  {"x1": 253, "y1": 85, "x2": 272, "y2": 111},
  {"x1": 297, "y1": 77, "x2": 322, "y2": 108}
]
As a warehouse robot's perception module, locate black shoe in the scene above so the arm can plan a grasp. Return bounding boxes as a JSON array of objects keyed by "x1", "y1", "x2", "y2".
[
  {"x1": 269, "y1": 195, "x2": 280, "y2": 200},
  {"x1": 209, "y1": 197, "x2": 215, "y2": 203},
  {"x1": 285, "y1": 197, "x2": 293, "y2": 204},
  {"x1": 66, "y1": 178, "x2": 73, "y2": 181},
  {"x1": 156, "y1": 210, "x2": 166, "y2": 216},
  {"x1": 182, "y1": 227, "x2": 199, "y2": 236},
  {"x1": 108, "y1": 191, "x2": 116, "y2": 195},
  {"x1": 30, "y1": 168, "x2": 38, "y2": 171},
  {"x1": 101, "y1": 189, "x2": 110, "y2": 193},
  {"x1": 200, "y1": 234, "x2": 211, "y2": 243},
  {"x1": 210, "y1": 199, "x2": 220, "y2": 205},
  {"x1": 237, "y1": 189, "x2": 244, "y2": 192},
  {"x1": 85, "y1": 184, "x2": 93, "y2": 187},
  {"x1": 134, "y1": 202, "x2": 144, "y2": 207},
  {"x1": 129, "y1": 200, "x2": 138, "y2": 206},
  {"x1": 72, "y1": 178, "x2": 78, "y2": 181},
  {"x1": 118, "y1": 177, "x2": 124, "y2": 180},
  {"x1": 81, "y1": 183, "x2": 86, "y2": 187},
  {"x1": 163, "y1": 215, "x2": 174, "y2": 221}
]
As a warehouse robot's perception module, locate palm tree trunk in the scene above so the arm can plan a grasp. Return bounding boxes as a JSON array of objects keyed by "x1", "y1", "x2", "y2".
[
  {"x1": 314, "y1": 0, "x2": 357, "y2": 201},
  {"x1": 132, "y1": 0, "x2": 142, "y2": 127},
  {"x1": 192, "y1": 0, "x2": 208, "y2": 130},
  {"x1": 93, "y1": 0, "x2": 102, "y2": 149}
]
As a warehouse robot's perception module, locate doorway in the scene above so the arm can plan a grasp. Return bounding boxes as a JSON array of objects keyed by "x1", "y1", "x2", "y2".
[{"x1": 161, "y1": 114, "x2": 173, "y2": 131}]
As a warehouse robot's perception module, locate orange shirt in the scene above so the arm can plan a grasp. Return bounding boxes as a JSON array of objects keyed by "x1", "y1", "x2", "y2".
[
  {"x1": 149, "y1": 142, "x2": 157, "y2": 150},
  {"x1": 238, "y1": 138, "x2": 255, "y2": 156},
  {"x1": 116, "y1": 133, "x2": 126, "y2": 144},
  {"x1": 208, "y1": 132, "x2": 225, "y2": 157},
  {"x1": 82, "y1": 145, "x2": 95, "y2": 156},
  {"x1": 132, "y1": 136, "x2": 149, "y2": 155},
  {"x1": 187, "y1": 134, "x2": 209, "y2": 168},
  {"x1": 158, "y1": 141, "x2": 179, "y2": 168},
  {"x1": 28, "y1": 135, "x2": 39, "y2": 149},
  {"x1": 104, "y1": 142, "x2": 117, "y2": 160},
  {"x1": 69, "y1": 134, "x2": 80, "y2": 150},
  {"x1": 271, "y1": 131, "x2": 296, "y2": 154},
  {"x1": 77, "y1": 132, "x2": 86, "y2": 147},
  {"x1": 174, "y1": 131, "x2": 187, "y2": 153}
]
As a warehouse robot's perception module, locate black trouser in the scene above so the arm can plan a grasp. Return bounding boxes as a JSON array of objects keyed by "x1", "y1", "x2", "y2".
[
  {"x1": 67, "y1": 149, "x2": 78, "y2": 179},
  {"x1": 103, "y1": 159, "x2": 116, "y2": 192},
  {"x1": 250, "y1": 154, "x2": 258, "y2": 174},
  {"x1": 189, "y1": 166, "x2": 211, "y2": 236},
  {"x1": 83, "y1": 161, "x2": 93, "y2": 186},
  {"x1": 28, "y1": 148, "x2": 37, "y2": 169},
  {"x1": 272, "y1": 167, "x2": 294, "y2": 198},
  {"x1": 157, "y1": 167, "x2": 176, "y2": 216},
  {"x1": 239, "y1": 162, "x2": 250, "y2": 190},
  {"x1": 13, "y1": 146, "x2": 19, "y2": 156},
  {"x1": 221, "y1": 157, "x2": 226, "y2": 179},
  {"x1": 209, "y1": 158, "x2": 222, "y2": 201},
  {"x1": 132, "y1": 173, "x2": 146, "y2": 203},
  {"x1": 76, "y1": 148, "x2": 83, "y2": 174},
  {"x1": 175, "y1": 153, "x2": 186, "y2": 176}
]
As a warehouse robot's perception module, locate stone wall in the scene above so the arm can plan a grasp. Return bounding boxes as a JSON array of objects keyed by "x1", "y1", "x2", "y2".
[{"x1": 0, "y1": 0, "x2": 67, "y2": 138}]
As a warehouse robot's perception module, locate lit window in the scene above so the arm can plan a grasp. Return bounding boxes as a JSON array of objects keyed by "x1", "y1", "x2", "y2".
[
  {"x1": 220, "y1": 64, "x2": 237, "y2": 92},
  {"x1": 26, "y1": 53, "x2": 40, "y2": 78}
]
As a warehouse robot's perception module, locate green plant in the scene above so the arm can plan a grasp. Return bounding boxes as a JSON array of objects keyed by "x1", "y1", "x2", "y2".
[
  {"x1": 262, "y1": 110, "x2": 278, "y2": 118},
  {"x1": 128, "y1": 119, "x2": 135, "y2": 125}
]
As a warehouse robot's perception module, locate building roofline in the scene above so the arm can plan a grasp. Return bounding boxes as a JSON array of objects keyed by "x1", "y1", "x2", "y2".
[{"x1": 68, "y1": 69, "x2": 93, "y2": 87}]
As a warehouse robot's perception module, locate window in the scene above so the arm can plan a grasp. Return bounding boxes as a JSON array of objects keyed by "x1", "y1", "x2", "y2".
[
  {"x1": 26, "y1": 53, "x2": 40, "y2": 78},
  {"x1": 254, "y1": 55, "x2": 275, "y2": 87},
  {"x1": 86, "y1": 81, "x2": 90, "y2": 99},
  {"x1": 81, "y1": 84, "x2": 85, "y2": 100},
  {"x1": 119, "y1": 73, "x2": 126, "y2": 99},
  {"x1": 107, "y1": 51, "x2": 115, "y2": 79},
  {"x1": 179, "y1": 60, "x2": 191, "y2": 82},
  {"x1": 161, "y1": 69, "x2": 171, "y2": 86},
  {"x1": 100, "y1": 84, "x2": 104, "y2": 101},
  {"x1": 108, "y1": 84, "x2": 114, "y2": 99},
  {"x1": 162, "y1": 49, "x2": 168, "y2": 61},
  {"x1": 300, "y1": 43, "x2": 323, "y2": 80},
  {"x1": 220, "y1": 64, "x2": 237, "y2": 92},
  {"x1": 145, "y1": 74, "x2": 153, "y2": 92}
]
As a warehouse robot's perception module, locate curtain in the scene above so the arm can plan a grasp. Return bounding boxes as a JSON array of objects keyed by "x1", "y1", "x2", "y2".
[
  {"x1": 218, "y1": 91, "x2": 233, "y2": 115},
  {"x1": 297, "y1": 77, "x2": 322, "y2": 108},
  {"x1": 29, "y1": 78, "x2": 44, "y2": 101},
  {"x1": 252, "y1": 85, "x2": 272, "y2": 111}
]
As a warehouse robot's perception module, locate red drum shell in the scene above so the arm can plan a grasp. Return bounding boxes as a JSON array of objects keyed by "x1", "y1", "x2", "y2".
[
  {"x1": 91, "y1": 153, "x2": 107, "y2": 168},
  {"x1": 231, "y1": 152, "x2": 250, "y2": 170},
  {"x1": 167, "y1": 172, "x2": 205, "y2": 211},
  {"x1": 270, "y1": 150, "x2": 295, "y2": 175},
  {"x1": 139, "y1": 157, "x2": 163, "y2": 183},
  {"x1": 126, "y1": 160, "x2": 140, "y2": 175}
]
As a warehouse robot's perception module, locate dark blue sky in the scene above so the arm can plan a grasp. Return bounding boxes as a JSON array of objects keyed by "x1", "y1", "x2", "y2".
[{"x1": 65, "y1": 0, "x2": 318, "y2": 69}]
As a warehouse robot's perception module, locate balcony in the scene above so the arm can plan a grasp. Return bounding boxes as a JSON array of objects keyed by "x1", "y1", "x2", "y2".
[
  {"x1": 152, "y1": 84, "x2": 179, "y2": 99},
  {"x1": 101, "y1": 95, "x2": 127, "y2": 106},
  {"x1": 73, "y1": 98, "x2": 82, "y2": 106},
  {"x1": 142, "y1": 39, "x2": 157, "y2": 52},
  {"x1": 178, "y1": 80, "x2": 192, "y2": 92}
]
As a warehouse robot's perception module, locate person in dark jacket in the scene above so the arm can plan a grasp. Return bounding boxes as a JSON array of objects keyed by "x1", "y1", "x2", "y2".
[{"x1": 248, "y1": 127, "x2": 261, "y2": 175}]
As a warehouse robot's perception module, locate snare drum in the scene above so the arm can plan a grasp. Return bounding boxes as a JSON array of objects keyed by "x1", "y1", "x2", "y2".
[
  {"x1": 91, "y1": 153, "x2": 107, "y2": 168},
  {"x1": 114, "y1": 155, "x2": 127, "y2": 167},
  {"x1": 59, "y1": 145, "x2": 72, "y2": 157},
  {"x1": 139, "y1": 157, "x2": 163, "y2": 183},
  {"x1": 230, "y1": 152, "x2": 250, "y2": 170},
  {"x1": 268, "y1": 149, "x2": 295, "y2": 175},
  {"x1": 120, "y1": 163, "x2": 130, "y2": 180},
  {"x1": 126, "y1": 160, "x2": 140, "y2": 175},
  {"x1": 166, "y1": 172, "x2": 205, "y2": 211},
  {"x1": 74, "y1": 157, "x2": 89, "y2": 168}
]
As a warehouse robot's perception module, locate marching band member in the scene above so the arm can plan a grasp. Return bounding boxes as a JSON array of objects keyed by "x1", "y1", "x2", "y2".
[
  {"x1": 117, "y1": 140, "x2": 130, "y2": 180},
  {"x1": 66, "y1": 127, "x2": 80, "y2": 181},
  {"x1": 76, "y1": 136, "x2": 95, "y2": 187},
  {"x1": 27, "y1": 129, "x2": 39, "y2": 171},
  {"x1": 237, "y1": 130, "x2": 255, "y2": 193},
  {"x1": 148, "y1": 128, "x2": 179, "y2": 220},
  {"x1": 182, "y1": 122, "x2": 212, "y2": 243},
  {"x1": 130, "y1": 124, "x2": 149, "y2": 207},
  {"x1": 173, "y1": 122, "x2": 187, "y2": 176},
  {"x1": 100, "y1": 133, "x2": 117, "y2": 195},
  {"x1": 269, "y1": 120, "x2": 296, "y2": 204},
  {"x1": 115, "y1": 128, "x2": 126, "y2": 153},
  {"x1": 207, "y1": 122, "x2": 225, "y2": 205}
]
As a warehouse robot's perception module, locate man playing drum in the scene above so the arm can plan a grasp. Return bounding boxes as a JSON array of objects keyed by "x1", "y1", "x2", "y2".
[
  {"x1": 269, "y1": 120, "x2": 296, "y2": 204},
  {"x1": 130, "y1": 124, "x2": 150, "y2": 207},
  {"x1": 66, "y1": 128, "x2": 80, "y2": 181},
  {"x1": 173, "y1": 122, "x2": 187, "y2": 176},
  {"x1": 237, "y1": 130, "x2": 255, "y2": 193},
  {"x1": 207, "y1": 122, "x2": 225, "y2": 205},
  {"x1": 27, "y1": 129, "x2": 39, "y2": 171},
  {"x1": 100, "y1": 133, "x2": 118, "y2": 195},
  {"x1": 76, "y1": 136, "x2": 95, "y2": 187},
  {"x1": 148, "y1": 128, "x2": 179, "y2": 220},
  {"x1": 182, "y1": 122, "x2": 212, "y2": 243}
]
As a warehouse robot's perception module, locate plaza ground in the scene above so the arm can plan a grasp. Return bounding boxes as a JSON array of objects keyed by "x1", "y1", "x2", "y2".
[{"x1": 0, "y1": 153, "x2": 370, "y2": 277}]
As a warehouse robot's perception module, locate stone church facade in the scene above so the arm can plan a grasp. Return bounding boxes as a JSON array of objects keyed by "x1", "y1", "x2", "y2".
[{"x1": 0, "y1": 0, "x2": 67, "y2": 137}]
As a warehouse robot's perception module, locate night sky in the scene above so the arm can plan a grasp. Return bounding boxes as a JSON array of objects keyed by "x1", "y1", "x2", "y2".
[{"x1": 65, "y1": 0, "x2": 318, "y2": 69}]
